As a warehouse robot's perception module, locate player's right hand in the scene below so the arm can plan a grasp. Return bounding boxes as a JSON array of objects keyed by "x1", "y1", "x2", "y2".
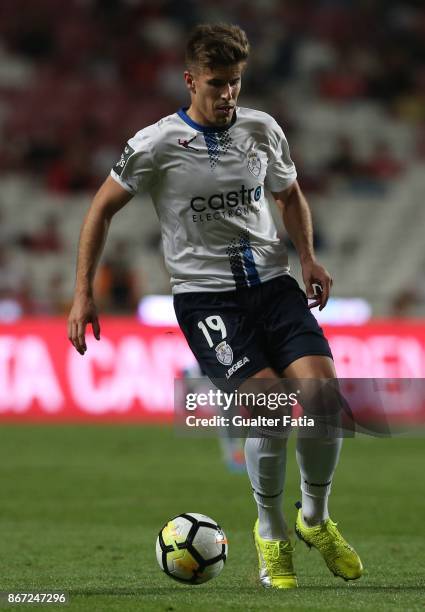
[{"x1": 67, "y1": 296, "x2": 101, "y2": 355}]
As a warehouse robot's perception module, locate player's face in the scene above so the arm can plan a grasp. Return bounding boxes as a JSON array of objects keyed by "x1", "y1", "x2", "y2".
[{"x1": 184, "y1": 63, "x2": 244, "y2": 127}]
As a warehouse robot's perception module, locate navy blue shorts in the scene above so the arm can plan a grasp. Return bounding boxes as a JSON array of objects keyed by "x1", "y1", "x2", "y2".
[{"x1": 174, "y1": 275, "x2": 333, "y2": 390}]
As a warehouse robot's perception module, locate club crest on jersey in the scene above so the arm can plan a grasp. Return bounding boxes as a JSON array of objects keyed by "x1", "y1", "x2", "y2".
[
  {"x1": 215, "y1": 341, "x2": 233, "y2": 366},
  {"x1": 247, "y1": 148, "x2": 261, "y2": 177}
]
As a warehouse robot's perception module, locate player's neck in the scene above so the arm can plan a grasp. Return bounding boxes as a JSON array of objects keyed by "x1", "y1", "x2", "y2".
[
  {"x1": 186, "y1": 106, "x2": 213, "y2": 127},
  {"x1": 186, "y1": 105, "x2": 231, "y2": 129}
]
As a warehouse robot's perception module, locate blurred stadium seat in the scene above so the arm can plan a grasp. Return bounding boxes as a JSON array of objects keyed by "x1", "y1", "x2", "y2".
[{"x1": 0, "y1": 0, "x2": 424, "y2": 317}]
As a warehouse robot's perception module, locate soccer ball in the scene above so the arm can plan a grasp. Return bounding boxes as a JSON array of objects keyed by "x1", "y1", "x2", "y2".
[{"x1": 156, "y1": 512, "x2": 228, "y2": 584}]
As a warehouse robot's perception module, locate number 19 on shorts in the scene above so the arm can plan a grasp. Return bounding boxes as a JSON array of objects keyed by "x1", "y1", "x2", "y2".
[{"x1": 197, "y1": 316, "x2": 227, "y2": 348}]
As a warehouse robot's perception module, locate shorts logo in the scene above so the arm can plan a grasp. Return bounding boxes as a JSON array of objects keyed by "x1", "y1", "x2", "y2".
[
  {"x1": 226, "y1": 356, "x2": 250, "y2": 379},
  {"x1": 215, "y1": 341, "x2": 233, "y2": 366},
  {"x1": 247, "y1": 148, "x2": 261, "y2": 177}
]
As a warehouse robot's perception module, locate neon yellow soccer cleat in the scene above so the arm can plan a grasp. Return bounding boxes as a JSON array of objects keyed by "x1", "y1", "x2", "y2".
[
  {"x1": 294, "y1": 502, "x2": 363, "y2": 581},
  {"x1": 253, "y1": 519, "x2": 298, "y2": 589}
]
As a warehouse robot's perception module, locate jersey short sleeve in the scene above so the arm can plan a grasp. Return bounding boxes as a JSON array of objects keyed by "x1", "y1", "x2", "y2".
[
  {"x1": 110, "y1": 128, "x2": 155, "y2": 194},
  {"x1": 264, "y1": 119, "x2": 297, "y2": 193}
]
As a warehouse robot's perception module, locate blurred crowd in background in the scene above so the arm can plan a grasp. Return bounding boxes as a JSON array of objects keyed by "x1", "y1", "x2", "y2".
[{"x1": 0, "y1": 0, "x2": 424, "y2": 318}]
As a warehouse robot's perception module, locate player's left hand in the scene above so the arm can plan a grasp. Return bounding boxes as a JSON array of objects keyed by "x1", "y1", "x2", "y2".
[{"x1": 301, "y1": 259, "x2": 333, "y2": 310}]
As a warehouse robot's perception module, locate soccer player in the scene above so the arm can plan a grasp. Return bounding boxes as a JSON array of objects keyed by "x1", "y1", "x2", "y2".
[{"x1": 68, "y1": 23, "x2": 363, "y2": 589}]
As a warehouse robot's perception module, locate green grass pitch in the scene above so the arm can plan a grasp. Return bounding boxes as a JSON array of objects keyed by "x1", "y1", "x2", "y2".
[{"x1": 0, "y1": 425, "x2": 424, "y2": 611}]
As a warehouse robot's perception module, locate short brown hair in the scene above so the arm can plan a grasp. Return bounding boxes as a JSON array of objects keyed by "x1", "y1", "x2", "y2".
[{"x1": 185, "y1": 23, "x2": 250, "y2": 70}]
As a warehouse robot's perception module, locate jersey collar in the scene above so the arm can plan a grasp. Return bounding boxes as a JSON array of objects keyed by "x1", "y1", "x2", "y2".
[{"x1": 177, "y1": 107, "x2": 237, "y2": 133}]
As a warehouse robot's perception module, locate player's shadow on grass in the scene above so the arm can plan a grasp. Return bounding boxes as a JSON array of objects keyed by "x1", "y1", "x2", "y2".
[
  {"x1": 287, "y1": 586, "x2": 425, "y2": 592},
  {"x1": 68, "y1": 585, "x2": 425, "y2": 596},
  {"x1": 68, "y1": 586, "x2": 264, "y2": 596}
]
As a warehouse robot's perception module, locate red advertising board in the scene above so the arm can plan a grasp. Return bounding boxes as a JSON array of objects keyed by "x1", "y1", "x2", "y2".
[{"x1": 1, "y1": 318, "x2": 425, "y2": 422}]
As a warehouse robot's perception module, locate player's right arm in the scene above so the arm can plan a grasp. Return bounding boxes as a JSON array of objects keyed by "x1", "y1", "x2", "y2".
[{"x1": 68, "y1": 176, "x2": 133, "y2": 355}]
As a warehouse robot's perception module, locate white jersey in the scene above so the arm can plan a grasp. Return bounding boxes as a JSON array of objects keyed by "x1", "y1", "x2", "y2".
[{"x1": 111, "y1": 106, "x2": 297, "y2": 294}]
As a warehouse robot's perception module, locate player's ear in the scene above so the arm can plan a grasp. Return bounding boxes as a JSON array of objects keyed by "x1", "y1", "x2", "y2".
[{"x1": 184, "y1": 70, "x2": 196, "y2": 94}]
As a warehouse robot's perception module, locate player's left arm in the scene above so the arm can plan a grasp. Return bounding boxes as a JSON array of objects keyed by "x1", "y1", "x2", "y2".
[{"x1": 272, "y1": 180, "x2": 332, "y2": 310}]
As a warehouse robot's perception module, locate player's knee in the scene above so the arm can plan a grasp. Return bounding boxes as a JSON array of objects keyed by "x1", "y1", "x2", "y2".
[{"x1": 237, "y1": 378, "x2": 295, "y2": 438}]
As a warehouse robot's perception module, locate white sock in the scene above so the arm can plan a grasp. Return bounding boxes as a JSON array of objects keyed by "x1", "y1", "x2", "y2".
[
  {"x1": 296, "y1": 436, "x2": 343, "y2": 526},
  {"x1": 244, "y1": 436, "x2": 288, "y2": 540}
]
